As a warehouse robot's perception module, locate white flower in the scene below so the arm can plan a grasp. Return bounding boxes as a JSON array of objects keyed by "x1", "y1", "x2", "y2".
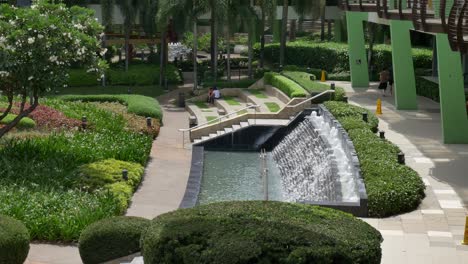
[
  {"x1": 49, "y1": 55, "x2": 58, "y2": 62},
  {"x1": 27, "y1": 37, "x2": 35, "y2": 44},
  {"x1": 28, "y1": 76, "x2": 33, "y2": 81},
  {"x1": 100, "y1": 48, "x2": 107, "y2": 57},
  {"x1": 0, "y1": 71, "x2": 9, "y2": 77},
  {"x1": 38, "y1": 34, "x2": 44, "y2": 39}
]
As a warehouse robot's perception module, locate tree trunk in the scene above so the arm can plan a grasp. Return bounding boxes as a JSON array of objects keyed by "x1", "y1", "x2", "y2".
[
  {"x1": 320, "y1": 14, "x2": 325, "y2": 41},
  {"x1": 280, "y1": 0, "x2": 288, "y2": 67},
  {"x1": 193, "y1": 18, "x2": 198, "y2": 91},
  {"x1": 160, "y1": 30, "x2": 166, "y2": 89},
  {"x1": 248, "y1": 31, "x2": 253, "y2": 79},
  {"x1": 260, "y1": 9, "x2": 266, "y2": 69},
  {"x1": 327, "y1": 20, "x2": 332, "y2": 41},
  {"x1": 368, "y1": 23, "x2": 376, "y2": 73},
  {"x1": 125, "y1": 26, "x2": 130, "y2": 72},
  {"x1": 298, "y1": 17, "x2": 304, "y2": 33},
  {"x1": 0, "y1": 94, "x2": 13, "y2": 122},
  {"x1": 0, "y1": 94, "x2": 38, "y2": 139},
  {"x1": 213, "y1": 13, "x2": 218, "y2": 83},
  {"x1": 210, "y1": 8, "x2": 216, "y2": 77}
]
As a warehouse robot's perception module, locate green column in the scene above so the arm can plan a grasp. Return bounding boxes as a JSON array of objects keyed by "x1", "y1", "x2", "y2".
[
  {"x1": 346, "y1": 11, "x2": 369, "y2": 88},
  {"x1": 436, "y1": 34, "x2": 468, "y2": 143},
  {"x1": 273, "y1": 20, "x2": 281, "y2": 43},
  {"x1": 389, "y1": 20, "x2": 418, "y2": 110},
  {"x1": 334, "y1": 19, "x2": 343, "y2": 42}
]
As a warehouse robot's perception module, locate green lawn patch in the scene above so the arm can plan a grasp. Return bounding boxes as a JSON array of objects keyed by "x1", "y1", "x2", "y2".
[
  {"x1": 324, "y1": 101, "x2": 425, "y2": 217},
  {"x1": 59, "y1": 94, "x2": 163, "y2": 120},
  {"x1": 264, "y1": 72, "x2": 308, "y2": 98},
  {"x1": 237, "y1": 109, "x2": 248, "y2": 115},
  {"x1": 223, "y1": 96, "x2": 241, "y2": 106},
  {"x1": 194, "y1": 101, "x2": 209, "y2": 109},
  {"x1": 0, "y1": 114, "x2": 36, "y2": 129},
  {"x1": 282, "y1": 71, "x2": 328, "y2": 93},
  {"x1": 201, "y1": 109, "x2": 212, "y2": 112},
  {"x1": 142, "y1": 201, "x2": 383, "y2": 264},
  {"x1": 206, "y1": 116, "x2": 218, "y2": 124},
  {"x1": 265, "y1": 102, "x2": 280, "y2": 112},
  {"x1": 248, "y1": 89, "x2": 268, "y2": 99}
]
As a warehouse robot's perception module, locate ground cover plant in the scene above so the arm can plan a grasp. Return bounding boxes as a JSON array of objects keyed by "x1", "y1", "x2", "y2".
[
  {"x1": 194, "y1": 101, "x2": 210, "y2": 109},
  {"x1": 265, "y1": 102, "x2": 280, "y2": 112},
  {"x1": 0, "y1": 98, "x2": 156, "y2": 241},
  {"x1": 324, "y1": 101, "x2": 425, "y2": 217},
  {"x1": 264, "y1": 72, "x2": 308, "y2": 98},
  {"x1": 141, "y1": 201, "x2": 383, "y2": 264}
]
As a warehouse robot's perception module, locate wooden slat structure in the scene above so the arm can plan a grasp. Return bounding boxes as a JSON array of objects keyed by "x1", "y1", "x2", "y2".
[{"x1": 339, "y1": 0, "x2": 468, "y2": 53}]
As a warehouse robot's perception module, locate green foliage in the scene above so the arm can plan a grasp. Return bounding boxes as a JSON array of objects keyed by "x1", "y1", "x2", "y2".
[
  {"x1": 0, "y1": 99, "x2": 153, "y2": 241},
  {"x1": 141, "y1": 201, "x2": 383, "y2": 264},
  {"x1": 194, "y1": 101, "x2": 209, "y2": 109},
  {"x1": 182, "y1": 32, "x2": 223, "y2": 53},
  {"x1": 264, "y1": 72, "x2": 308, "y2": 98},
  {"x1": 0, "y1": 215, "x2": 30, "y2": 264},
  {"x1": 265, "y1": 102, "x2": 280, "y2": 112},
  {"x1": 60, "y1": 94, "x2": 163, "y2": 120},
  {"x1": 79, "y1": 216, "x2": 150, "y2": 264},
  {"x1": 323, "y1": 102, "x2": 426, "y2": 217},
  {"x1": 254, "y1": 41, "x2": 432, "y2": 73},
  {"x1": 0, "y1": 114, "x2": 36, "y2": 129},
  {"x1": 248, "y1": 89, "x2": 268, "y2": 98},
  {"x1": 67, "y1": 64, "x2": 182, "y2": 87},
  {"x1": 416, "y1": 77, "x2": 439, "y2": 102},
  {"x1": 328, "y1": 72, "x2": 351, "y2": 81},
  {"x1": 223, "y1": 96, "x2": 241, "y2": 106}
]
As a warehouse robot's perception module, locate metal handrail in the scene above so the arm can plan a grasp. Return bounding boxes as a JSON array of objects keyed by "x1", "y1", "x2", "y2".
[
  {"x1": 285, "y1": 90, "x2": 335, "y2": 108},
  {"x1": 179, "y1": 104, "x2": 259, "y2": 133},
  {"x1": 260, "y1": 149, "x2": 268, "y2": 201}
]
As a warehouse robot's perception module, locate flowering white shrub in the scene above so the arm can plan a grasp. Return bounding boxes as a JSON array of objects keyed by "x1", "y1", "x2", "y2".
[{"x1": 0, "y1": 0, "x2": 107, "y2": 137}]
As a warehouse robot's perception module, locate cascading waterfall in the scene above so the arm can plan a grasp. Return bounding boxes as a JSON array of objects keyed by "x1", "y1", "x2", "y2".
[{"x1": 272, "y1": 111, "x2": 359, "y2": 203}]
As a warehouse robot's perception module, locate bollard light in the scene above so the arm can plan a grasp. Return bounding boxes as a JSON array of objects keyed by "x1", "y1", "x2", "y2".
[
  {"x1": 362, "y1": 112, "x2": 368, "y2": 123},
  {"x1": 398, "y1": 152, "x2": 405, "y2": 165},
  {"x1": 279, "y1": 64, "x2": 283, "y2": 72},
  {"x1": 146, "y1": 117, "x2": 152, "y2": 127},
  {"x1": 127, "y1": 87, "x2": 132, "y2": 94},
  {"x1": 379, "y1": 131, "x2": 385, "y2": 139},
  {"x1": 122, "y1": 169, "x2": 128, "y2": 181},
  {"x1": 343, "y1": 96, "x2": 349, "y2": 103},
  {"x1": 330, "y1": 83, "x2": 336, "y2": 90},
  {"x1": 81, "y1": 116, "x2": 87, "y2": 130},
  {"x1": 307, "y1": 67, "x2": 311, "y2": 73}
]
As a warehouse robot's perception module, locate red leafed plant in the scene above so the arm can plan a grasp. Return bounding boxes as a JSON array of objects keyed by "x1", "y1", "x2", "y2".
[{"x1": 2, "y1": 103, "x2": 81, "y2": 130}]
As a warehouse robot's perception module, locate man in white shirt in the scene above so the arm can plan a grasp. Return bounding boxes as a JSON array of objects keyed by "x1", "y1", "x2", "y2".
[{"x1": 213, "y1": 87, "x2": 221, "y2": 99}]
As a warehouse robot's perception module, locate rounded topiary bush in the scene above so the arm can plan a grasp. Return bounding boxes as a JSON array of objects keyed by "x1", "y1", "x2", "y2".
[
  {"x1": 0, "y1": 215, "x2": 30, "y2": 264},
  {"x1": 141, "y1": 201, "x2": 383, "y2": 264},
  {"x1": 78, "y1": 216, "x2": 150, "y2": 264}
]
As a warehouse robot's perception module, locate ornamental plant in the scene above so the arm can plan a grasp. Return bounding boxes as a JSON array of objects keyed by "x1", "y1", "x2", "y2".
[{"x1": 0, "y1": 1, "x2": 107, "y2": 138}]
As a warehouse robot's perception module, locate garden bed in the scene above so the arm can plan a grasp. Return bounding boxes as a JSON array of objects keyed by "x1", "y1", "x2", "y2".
[
  {"x1": 323, "y1": 101, "x2": 426, "y2": 217},
  {"x1": 0, "y1": 96, "x2": 160, "y2": 241}
]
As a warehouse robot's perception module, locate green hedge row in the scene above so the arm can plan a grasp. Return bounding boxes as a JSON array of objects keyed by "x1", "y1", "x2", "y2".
[
  {"x1": 0, "y1": 114, "x2": 36, "y2": 129},
  {"x1": 254, "y1": 41, "x2": 432, "y2": 73},
  {"x1": 264, "y1": 72, "x2": 308, "y2": 98},
  {"x1": 79, "y1": 216, "x2": 150, "y2": 264},
  {"x1": 0, "y1": 215, "x2": 30, "y2": 264},
  {"x1": 202, "y1": 79, "x2": 256, "y2": 89},
  {"x1": 324, "y1": 101, "x2": 425, "y2": 217},
  {"x1": 60, "y1": 94, "x2": 163, "y2": 120},
  {"x1": 141, "y1": 201, "x2": 383, "y2": 264},
  {"x1": 68, "y1": 64, "x2": 182, "y2": 87},
  {"x1": 416, "y1": 77, "x2": 439, "y2": 102}
]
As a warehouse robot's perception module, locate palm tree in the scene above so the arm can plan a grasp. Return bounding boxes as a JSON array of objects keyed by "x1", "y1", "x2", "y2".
[
  {"x1": 280, "y1": 0, "x2": 288, "y2": 67},
  {"x1": 208, "y1": 0, "x2": 229, "y2": 82},
  {"x1": 257, "y1": 0, "x2": 277, "y2": 69},
  {"x1": 117, "y1": 0, "x2": 140, "y2": 72}
]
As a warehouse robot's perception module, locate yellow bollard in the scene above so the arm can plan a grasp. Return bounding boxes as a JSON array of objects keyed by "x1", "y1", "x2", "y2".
[
  {"x1": 463, "y1": 216, "x2": 468, "y2": 245},
  {"x1": 320, "y1": 70, "x2": 326, "y2": 82},
  {"x1": 376, "y1": 99, "x2": 383, "y2": 115}
]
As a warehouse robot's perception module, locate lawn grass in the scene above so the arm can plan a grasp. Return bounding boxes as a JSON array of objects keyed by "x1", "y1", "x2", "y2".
[
  {"x1": 237, "y1": 110, "x2": 248, "y2": 115},
  {"x1": 48, "y1": 85, "x2": 167, "y2": 98},
  {"x1": 194, "y1": 101, "x2": 210, "y2": 109},
  {"x1": 265, "y1": 102, "x2": 281, "y2": 113},
  {"x1": 0, "y1": 113, "x2": 36, "y2": 129},
  {"x1": 248, "y1": 89, "x2": 268, "y2": 99},
  {"x1": 223, "y1": 96, "x2": 241, "y2": 106},
  {"x1": 281, "y1": 71, "x2": 328, "y2": 94},
  {"x1": 206, "y1": 116, "x2": 218, "y2": 124}
]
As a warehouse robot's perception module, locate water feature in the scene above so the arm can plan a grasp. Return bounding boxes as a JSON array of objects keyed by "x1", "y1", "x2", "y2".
[{"x1": 272, "y1": 111, "x2": 359, "y2": 203}]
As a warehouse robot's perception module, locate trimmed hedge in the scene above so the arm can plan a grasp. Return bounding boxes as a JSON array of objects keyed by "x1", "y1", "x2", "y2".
[
  {"x1": 264, "y1": 72, "x2": 308, "y2": 98},
  {"x1": 0, "y1": 114, "x2": 36, "y2": 129},
  {"x1": 0, "y1": 215, "x2": 30, "y2": 264},
  {"x1": 68, "y1": 64, "x2": 182, "y2": 87},
  {"x1": 60, "y1": 94, "x2": 163, "y2": 120},
  {"x1": 202, "y1": 79, "x2": 256, "y2": 89},
  {"x1": 254, "y1": 41, "x2": 432, "y2": 74},
  {"x1": 79, "y1": 216, "x2": 150, "y2": 264},
  {"x1": 416, "y1": 76, "x2": 439, "y2": 102},
  {"x1": 324, "y1": 101, "x2": 426, "y2": 217},
  {"x1": 142, "y1": 201, "x2": 383, "y2": 264}
]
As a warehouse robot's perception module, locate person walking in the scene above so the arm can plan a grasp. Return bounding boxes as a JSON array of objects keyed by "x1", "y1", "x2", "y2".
[{"x1": 378, "y1": 69, "x2": 390, "y2": 97}]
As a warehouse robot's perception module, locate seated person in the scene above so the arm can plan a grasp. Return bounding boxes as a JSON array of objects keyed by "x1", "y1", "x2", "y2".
[
  {"x1": 207, "y1": 87, "x2": 214, "y2": 104},
  {"x1": 213, "y1": 87, "x2": 221, "y2": 100}
]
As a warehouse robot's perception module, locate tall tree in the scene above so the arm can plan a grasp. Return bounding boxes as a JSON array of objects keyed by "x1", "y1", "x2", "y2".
[
  {"x1": 292, "y1": 0, "x2": 322, "y2": 33},
  {"x1": 280, "y1": 0, "x2": 288, "y2": 67},
  {"x1": 117, "y1": 0, "x2": 140, "y2": 72},
  {"x1": 257, "y1": 0, "x2": 277, "y2": 69}
]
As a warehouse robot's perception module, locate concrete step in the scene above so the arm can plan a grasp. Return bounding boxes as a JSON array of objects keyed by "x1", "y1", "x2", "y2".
[
  {"x1": 194, "y1": 139, "x2": 202, "y2": 144},
  {"x1": 240, "y1": 121, "x2": 249, "y2": 127},
  {"x1": 201, "y1": 136, "x2": 210, "y2": 141},
  {"x1": 224, "y1": 127, "x2": 233, "y2": 133},
  {"x1": 217, "y1": 130, "x2": 226, "y2": 136},
  {"x1": 131, "y1": 257, "x2": 144, "y2": 264},
  {"x1": 232, "y1": 124, "x2": 241, "y2": 130},
  {"x1": 209, "y1": 133, "x2": 217, "y2": 138}
]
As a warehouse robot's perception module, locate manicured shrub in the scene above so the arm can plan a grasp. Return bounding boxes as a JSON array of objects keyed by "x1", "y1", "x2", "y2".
[
  {"x1": 60, "y1": 94, "x2": 163, "y2": 120},
  {"x1": 68, "y1": 69, "x2": 100, "y2": 87},
  {"x1": 328, "y1": 72, "x2": 351, "y2": 81},
  {"x1": 141, "y1": 201, "x2": 383, "y2": 264},
  {"x1": 264, "y1": 72, "x2": 308, "y2": 98},
  {"x1": 254, "y1": 41, "x2": 432, "y2": 74},
  {"x1": 79, "y1": 216, "x2": 150, "y2": 264},
  {"x1": 0, "y1": 215, "x2": 30, "y2": 264},
  {"x1": 202, "y1": 79, "x2": 256, "y2": 89},
  {"x1": 416, "y1": 76, "x2": 439, "y2": 102},
  {"x1": 323, "y1": 102, "x2": 426, "y2": 217},
  {"x1": 0, "y1": 114, "x2": 36, "y2": 129}
]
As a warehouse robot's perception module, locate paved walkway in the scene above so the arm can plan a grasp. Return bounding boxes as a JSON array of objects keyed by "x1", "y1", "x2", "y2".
[
  {"x1": 25, "y1": 89, "x2": 192, "y2": 264},
  {"x1": 338, "y1": 83, "x2": 468, "y2": 263}
]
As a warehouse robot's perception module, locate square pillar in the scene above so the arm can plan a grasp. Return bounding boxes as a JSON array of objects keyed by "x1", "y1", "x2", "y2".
[
  {"x1": 389, "y1": 20, "x2": 418, "y2": 110},
  {"x1": 346, "y1": 11, "x2": 369, "y2": 88},
  {"x1": 436, "y1": 34, "x2": 468, "y2": 143}
]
